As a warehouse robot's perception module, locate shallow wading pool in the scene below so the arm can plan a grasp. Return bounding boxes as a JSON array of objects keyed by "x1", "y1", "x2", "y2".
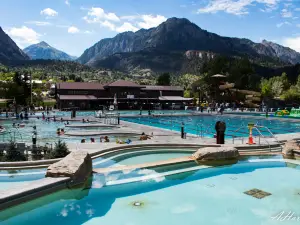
[
  {"x1": 0, "y1": 147, "x2": 196, "y2": 190},
  {"x1": 1, "y1": 156, "x2": 300, "y2": 225}
]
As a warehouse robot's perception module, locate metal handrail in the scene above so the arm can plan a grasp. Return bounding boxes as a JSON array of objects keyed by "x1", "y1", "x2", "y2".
[
  {"x1": 255, "y1": 125, "x2": 280, "y2": 143},
  {"x1": 253, "y1": 127, "x2": 271, "y2": 150}
]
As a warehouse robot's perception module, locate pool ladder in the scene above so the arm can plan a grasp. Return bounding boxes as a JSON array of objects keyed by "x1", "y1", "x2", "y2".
[{"x1": 231, "y1": 125, "x2": 281, "y2": 151}]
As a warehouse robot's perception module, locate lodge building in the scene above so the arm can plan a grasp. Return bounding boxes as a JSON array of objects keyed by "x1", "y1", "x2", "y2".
[{"x1": 55, "y1": 80, "x2": 192, "y2": 110}]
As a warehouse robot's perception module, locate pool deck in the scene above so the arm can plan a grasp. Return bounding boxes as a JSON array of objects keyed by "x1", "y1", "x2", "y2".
[
  {"x1": 65, "y1": 123, "x2": 119, "y2": 128},
  {"x1": 0, "y1": 177, "x2": 70, "y2": 211}
]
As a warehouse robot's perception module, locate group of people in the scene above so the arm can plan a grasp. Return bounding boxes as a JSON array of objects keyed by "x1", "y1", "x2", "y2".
[
  {"x1": 57, "y1": 128, "x2": 65, "y2": 135},
  {"x1": 78, "y1": 132, "x2": 152, "y2": 144},
  {"x1": 81, "y1": 136, "x2": 110, "y2": 143},
  {"x1": 82, "y1": 119, "x2": 90, "y2": 123},
  {"x1": 12, "y1": 123, "x2": 25, "y2": 128}
]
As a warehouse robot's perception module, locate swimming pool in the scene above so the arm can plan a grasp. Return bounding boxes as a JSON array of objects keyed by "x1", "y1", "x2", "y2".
[
  {"x1": 122, "y1": 115, "x2": 300, "y2": 137},
  {"x1": 0, "y1": 118, "x2": 127, "y2": 144},
  {"x1": 1, "y1": 156, "x2": 300, "y2": 225},
  {"x1": 92, "y1": 147, "x2": 195, "y2": 168},
  {"x1": 0, "y1": 147, "x2": 195, "y2": 191},
  {"x1": 0, "y1": 168, "x2": 46, "y2": 190}
]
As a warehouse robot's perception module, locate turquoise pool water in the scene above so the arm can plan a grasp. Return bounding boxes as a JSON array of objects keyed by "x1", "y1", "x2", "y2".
[
  {"x1": 122, "y1": 115, "x2": 300, "y2": 137},
  {"x1": 0, "y1": 168, "x2": 46, "y2": 190},
  {"x1": 0, "y1": 119, "x2": 136, "y2": 144},
  {"x1": 113, "y1": 152, "x2": 191, "y2": 166},
  {"x1": 0, "y1": 148, "x2": 194, "y2": 190},
  {"x1": 92, "y1": 148, "x2": 194, "y2": 168},
  {"x1": 1, "y1": 156, "x2": 300, "y2": 225}
]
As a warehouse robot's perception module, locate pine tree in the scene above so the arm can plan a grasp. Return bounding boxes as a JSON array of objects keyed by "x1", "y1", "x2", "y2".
[{"x1": 51, "y1": 140, "x2": 70, "y2": 158}]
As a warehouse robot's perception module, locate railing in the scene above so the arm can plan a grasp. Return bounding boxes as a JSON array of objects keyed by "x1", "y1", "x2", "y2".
[{"x1": 0, "y1": 128, "x2": 23, "y2": 142}]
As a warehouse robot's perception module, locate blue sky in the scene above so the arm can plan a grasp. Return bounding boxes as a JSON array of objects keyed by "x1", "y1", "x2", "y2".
[{"x1": 1, "y1": 0, "x2": 300, "y2": 56}]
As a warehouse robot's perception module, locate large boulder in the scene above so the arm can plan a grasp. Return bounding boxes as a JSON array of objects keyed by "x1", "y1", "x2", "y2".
[
  {"x1": 282, "y1": 140, "x2": 299, "y2": 157},
  {"x1": 46, "y1": 151, "x2": 92, "y2": 185},
  {"x1": 193, "y1": 147, "x2": 239, "y2": 161}
]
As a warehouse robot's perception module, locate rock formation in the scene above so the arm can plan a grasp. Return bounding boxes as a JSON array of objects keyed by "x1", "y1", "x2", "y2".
[
  {"x1": 193, "y1": 147, "x2": 239, "y2": 162},
  {"x1": 282, "y1": 140, "x2": 299, "y2": 157},
  {"x1": 46, "y1": 151, "x2": 92, "y2": 185}
]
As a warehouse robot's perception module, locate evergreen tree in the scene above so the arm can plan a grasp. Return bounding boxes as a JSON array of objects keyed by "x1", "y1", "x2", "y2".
[
  {"x1": 50, "y1": 140, "x2": 70, "y2": 158},
  {"x1": 4, "y1": 141, "x2": 27, "y2": 162},
  {"x1": 157, "y1": 73, "x2": 171, "y2": 85}
]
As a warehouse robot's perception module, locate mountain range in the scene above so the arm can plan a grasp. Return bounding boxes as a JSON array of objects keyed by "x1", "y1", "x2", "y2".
[
  {"x1": 0, "y1": 26, "x2": 29, "y2": 63},
  {"x1": 77, "y1": 17, "x2": 300, "y2": 73},
  {"x1": 1, "y1": 17, "x2": 300, "y2": 74},
  {"x1": 23, "y1": 41, "x2": 76, "y2": 61}
]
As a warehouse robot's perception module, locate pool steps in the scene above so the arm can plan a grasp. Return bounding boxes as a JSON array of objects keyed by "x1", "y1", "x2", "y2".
[{"x1": 102, "y1": 158, "x2": 300, "y2": 186}]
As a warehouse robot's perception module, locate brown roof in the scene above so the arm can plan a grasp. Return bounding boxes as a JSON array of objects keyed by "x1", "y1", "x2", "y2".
[
  {"x1": 58, "y1": 95, "x2": 98, "y2": 100},
  {"x1": 57, "y1": 82, "x2": 104, "y2": 90},
  {"x1": 105, "y1": 80, "x2": 144, "y2": 88},
  {"x1": 142, "y1": 85, "x2": 183, "y2": 91}
]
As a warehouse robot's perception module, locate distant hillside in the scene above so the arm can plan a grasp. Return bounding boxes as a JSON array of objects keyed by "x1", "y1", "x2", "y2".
[
  {"x1": 77, "y1": 17, "x2": 300, "y2": 72},
  {"x1": 24, "y1": 41, "x2": 76, "y2": 61},
  {"x1": 0, "y1": 27, "x2": 30, "y2": 63}
]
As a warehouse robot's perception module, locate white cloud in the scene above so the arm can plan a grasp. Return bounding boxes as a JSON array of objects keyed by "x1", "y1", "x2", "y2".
[
  {"x1": 137, "y1": 15, "x2": 167, "y2": 29},
  {"x1": 281, "y1": 8, "x2": 292, "y2": 18},
  {"x1": 120, "y1": 15, "x2": 140, "y2": 21},
  {"x1": 83, "y1": 7, "x2": 166, "y2": 32},
  {"x1": 68, "y1": 26, "x2": 80, "y2": 33},
  {"x1": 84, "y1": 7, "x2": 119, "y2": 23},
  {"x1": 282, "y1": 36, "x2": 300, "y2": 52},
  {"x1": 197, "y1": 0, "x2": 280, "y2": 15},
  {"x1": 65, "y1": 0, "x2": 70, "y2": 6},
  {"x1": 276, "y1": 21, "x2": 291, "y2": 28},
  {"x1": 116, "y1": 22, "x2": 138, "y2": 32},
  {"x1": 296, "y1": 8, "x2": 300, "y2": 11},
  {"x1": 40, "y1": 8, "x2": 58, "y2": 17},
  {"x1": 25, "y1": 21, "x2": 52, "y2": 26},
  {"x1": 101, "y1": 20, "x2": 116, "y2": 30},
  {"x1": 5, "y1": 26, "x2": 41, "y2": 48}
]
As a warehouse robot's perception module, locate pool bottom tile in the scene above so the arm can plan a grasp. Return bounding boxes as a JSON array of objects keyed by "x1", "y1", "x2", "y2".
[{"x1": 244, "y1": 188, "x2": 271, "y2": 199}]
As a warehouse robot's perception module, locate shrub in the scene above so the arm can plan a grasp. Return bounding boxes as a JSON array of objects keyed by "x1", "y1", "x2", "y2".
[
  {"x1": 50, "y1": 140, "x2": 70, "y2": 159},
  {"x1": 4, "y1": 141, "x2": 27, "y2": 161}
]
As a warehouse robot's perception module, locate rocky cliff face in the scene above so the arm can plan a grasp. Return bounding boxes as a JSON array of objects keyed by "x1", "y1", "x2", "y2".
[
  {"x1": 77, "y1": 17, "x2": 300, "y2": 69},
  {"x1": 261, "y1": 40, "x2": 300, "y2": 64},
  {"x1": 24, "y1": 41, "x2": 76, "y2": 61},
  {"x1": 0, "y1": 27, "x2": 30, "y2": 63}
]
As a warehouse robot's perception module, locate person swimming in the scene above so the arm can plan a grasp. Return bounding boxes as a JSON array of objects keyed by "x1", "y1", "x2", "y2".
[
  {"x1": 90, "y1": 138, "x2": 95, "y2": 143},
  {"x1": 104, "y1": 136, "x2": 110, "y2": 142},
  {"x1": 57, "y1": 128, "x2": 61, "y2": 135}
]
